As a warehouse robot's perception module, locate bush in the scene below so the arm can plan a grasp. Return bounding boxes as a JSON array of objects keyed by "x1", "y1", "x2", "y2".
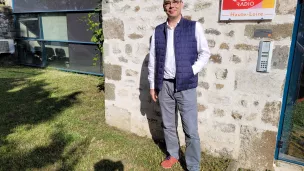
[
  {"x1": 97, "y1": 77, "x2": 104, "y2": 91},
  {"x1": 292, "y1": 101, "x2": 304, "y2": 127}
]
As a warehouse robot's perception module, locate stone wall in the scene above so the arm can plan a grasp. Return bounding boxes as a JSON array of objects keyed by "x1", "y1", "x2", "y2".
[
  {"x1": 102, "y1": 0, "x2": 297, "y2": 170},
  {"x1": 0, "y1": 4, "x2": 15, "y2": 65},
  {"x1": 0, "y1": 5, "x2": 13, "y2": 39}
]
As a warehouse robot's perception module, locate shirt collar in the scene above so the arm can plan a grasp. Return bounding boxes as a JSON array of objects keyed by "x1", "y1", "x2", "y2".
[{"x1": 166, "y1": 17, "x2": 181, "y2": 30}]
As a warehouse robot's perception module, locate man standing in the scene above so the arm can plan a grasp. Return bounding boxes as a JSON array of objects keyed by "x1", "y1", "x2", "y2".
[{"x1": 148, "y1": 0, "x2": 210, "y2": 170}]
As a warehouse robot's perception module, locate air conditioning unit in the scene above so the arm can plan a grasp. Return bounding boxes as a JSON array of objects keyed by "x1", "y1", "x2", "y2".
[{"x1": 0, "y1": 39, "x2": 15, "y2": 54}]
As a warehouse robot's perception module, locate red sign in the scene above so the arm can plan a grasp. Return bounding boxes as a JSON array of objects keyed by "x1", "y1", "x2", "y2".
[
  {"x1": 222, "y1": 0, "x2": 263, "y2": 10},
  {"x1": 220, "y1": 0, "x2": 276, "y2": 20}
]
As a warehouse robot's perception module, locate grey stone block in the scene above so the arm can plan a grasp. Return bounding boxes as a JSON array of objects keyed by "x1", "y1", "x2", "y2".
[
  {"x1": 272, "y1": 46, "x2": 289, "y2": 70},
  {"x1": 105, "y1": 83, "x2": 115, "y2": 100},
  {"x1": 104, "y1": 63, "x2": 122, "y2": 81},
  {"x1": 103, "y1": 18, "x2": 125, "y2": 41}
]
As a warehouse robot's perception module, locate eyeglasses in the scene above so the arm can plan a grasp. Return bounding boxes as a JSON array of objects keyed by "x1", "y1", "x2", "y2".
[{"x1": 164, "y1": 0, "x2": 182, "y2": 7}]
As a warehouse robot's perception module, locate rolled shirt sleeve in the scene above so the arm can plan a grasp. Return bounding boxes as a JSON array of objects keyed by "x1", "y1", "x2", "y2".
[
  {"x1": 192, "y1": 22, "x2": 211, "y2": 75},
  {"x1": 148, "y1": 30, "x2": 156, "y2": 89}
]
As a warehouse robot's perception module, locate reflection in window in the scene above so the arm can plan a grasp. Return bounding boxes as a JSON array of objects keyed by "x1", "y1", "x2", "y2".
[
  {"x1": 41, "y1": 14, "x2": 68, "y2": 41},
  {"x1": 15, "y1": 11, "x2": 102, "y2": 74},
  {"x1": 69, "y1": 44, "x2": 101, "y2": 73},
  {"x1": 45, "y1": 43, "x2": 101, "y2": 73},
  {"x1": 45, "y1": 42, "x2": 69, "y2": 68},
  {"x1": 17, "y1": 15, "x2": 40, "y2": 38},
  {"x1": 16, "y1": 13, "x2": 98, "y2": 42},
  {"x1": 67, "y1": 13, "x2": 99, "y2": 42},
  {"x1": 68, "y1": 44, "x2": 101, "y2": 73},
  {"x1": 17, "y1": 40, "x2": 43, "y2": 66}
]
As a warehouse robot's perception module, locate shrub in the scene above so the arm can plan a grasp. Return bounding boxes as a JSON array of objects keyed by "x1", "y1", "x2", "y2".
[{"x1": 292, "y1": 101, "x2": 304, "y2": 127}]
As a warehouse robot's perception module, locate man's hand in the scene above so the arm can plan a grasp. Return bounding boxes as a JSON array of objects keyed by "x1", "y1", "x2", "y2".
[{"x1": 150, "y1": 89, "x2": 158, "y2": 102}]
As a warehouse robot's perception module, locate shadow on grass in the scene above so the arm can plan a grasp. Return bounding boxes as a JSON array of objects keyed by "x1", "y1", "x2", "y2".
[
  {"x1": 94, "y1": 159, "x2": 124, "y2": 171},
  {"x1": 0, "y1": 125, "x2": 90, "y2": 171},
  {"x1": 0, "y1": 125, "x2": 91, "y2": 171},
  {"x1": 0, "y1": 68, "x2": 87, "y2": 170}
]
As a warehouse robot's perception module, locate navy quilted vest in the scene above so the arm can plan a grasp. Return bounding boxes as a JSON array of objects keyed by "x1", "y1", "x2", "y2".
[{"x1": 155, "y1": 18, "x2": 198, "y2": 92}]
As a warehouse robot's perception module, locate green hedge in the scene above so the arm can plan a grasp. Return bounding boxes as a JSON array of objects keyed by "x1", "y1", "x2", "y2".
[{"x1": 292, "y1": 101, "x2": 304, "y2": 127}]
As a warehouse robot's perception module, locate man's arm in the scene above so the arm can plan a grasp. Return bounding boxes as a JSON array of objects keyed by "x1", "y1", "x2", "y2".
[
  {"x1": 148, "y1": 30, "x2": 158, "y2": 102},
  {"x1": 192, "y1": 22, "x2": 211, "y2": 75}
]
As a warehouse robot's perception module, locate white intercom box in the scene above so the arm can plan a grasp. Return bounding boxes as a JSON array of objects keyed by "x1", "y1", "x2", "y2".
[{"x1": 256, "y1": 41, "x2": 274, "y2": 73}]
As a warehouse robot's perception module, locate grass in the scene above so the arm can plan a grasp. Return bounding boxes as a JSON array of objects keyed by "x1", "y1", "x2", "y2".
[{"x1": 0, "y1": 66, "x2": 231, "y2": 171}]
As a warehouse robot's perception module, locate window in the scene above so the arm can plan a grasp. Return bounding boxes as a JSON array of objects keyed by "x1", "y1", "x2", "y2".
[
  {"x1": 39, "y1": 13, "x2": 99, "y2": 42},
  {"x1": 16, "y1": 14, "x2": 40, "y2": 38},
  {"x1": 41, "y1": 14, "x2": 68, "y2": 41},
  {"x1": 68, "y1": 44, "x2": 101, "y2": 73},
  {"x1": 14, "y1": 0, "x2": 98, "y2": 13},
  {"x1": 13, "y1": 0, "x2": 102, "y2": 75},
  {"x1": 67, "y1": 13, "x2": 99, "y2": 42},
  {"x1": 45, "y1": 42, "x2": 69, "y2": 68},
  {"x1": 45, "y1": 42, "x2": 101, "y2": 73},
  {"x1": 17, "y1": 40, "x2": 43, "y2": 66},
  {"x1": 17, "y1": 13, "x2": 99, "y2": 42}
]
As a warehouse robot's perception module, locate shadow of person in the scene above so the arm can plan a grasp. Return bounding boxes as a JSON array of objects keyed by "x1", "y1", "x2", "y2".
[
  {"x1": 138, "y1": 54, "x2": 188, "y2": 171},
  {"x1": 139, "y1": 54, "x2": 166, "y2": 154},
  {"x1": 94, "y1": 159, "x2": 124, "y2": 171}
]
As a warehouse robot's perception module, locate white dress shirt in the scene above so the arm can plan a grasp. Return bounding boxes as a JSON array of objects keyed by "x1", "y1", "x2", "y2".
[{"x1": 148, "y1": 21, "x2": 211, "y2": 89}]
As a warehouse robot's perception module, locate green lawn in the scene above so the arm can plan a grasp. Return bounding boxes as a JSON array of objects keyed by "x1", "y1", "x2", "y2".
[{"x1": 0, "y1": 66, "x2": 230, "y2": 171}]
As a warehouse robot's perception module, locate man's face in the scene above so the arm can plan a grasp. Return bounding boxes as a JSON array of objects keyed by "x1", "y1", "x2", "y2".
[{"x1": 163, "y1": 0, "x2": 183, "y2": 18}]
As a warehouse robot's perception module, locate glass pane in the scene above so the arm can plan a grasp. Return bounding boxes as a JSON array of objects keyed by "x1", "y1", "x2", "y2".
[
  {"x1": 14, "y1": 0, "x2": 99, "y2": 13},
  {"x1": 45, "y1": 42, "x2": 69, "y2": 68},
  {"x1": 279, "y1": 5, "x2": 304, "y2": 163},
  {"x1": 67, "y1": 13, "x2": 99, "y2": 42},
  {"x1": 46, "y1": 43, "x2": 101, "y2": 74},
  {"x1": 41, "y1": 14, "x2": 68, "y2": 41},
  {"x1": 68, "y1": 44, "x2": 101, "y2": 73},
  {"x1": 17, "y1": 40, "x2": 43, "y2": 66},
  {"x1": 16, "y1": 14, "x2": 40, "y2": 38}
]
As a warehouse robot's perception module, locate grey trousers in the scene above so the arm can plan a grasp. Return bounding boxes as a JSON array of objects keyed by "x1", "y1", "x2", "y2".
[{"x1": 158, "y1": 80, "x2": 201, "y2": 171}]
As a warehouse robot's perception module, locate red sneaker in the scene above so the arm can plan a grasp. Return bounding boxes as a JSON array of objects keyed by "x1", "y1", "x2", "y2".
[{"x1": 161, "y1": 156, "x2": 179, "y2": 169}]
